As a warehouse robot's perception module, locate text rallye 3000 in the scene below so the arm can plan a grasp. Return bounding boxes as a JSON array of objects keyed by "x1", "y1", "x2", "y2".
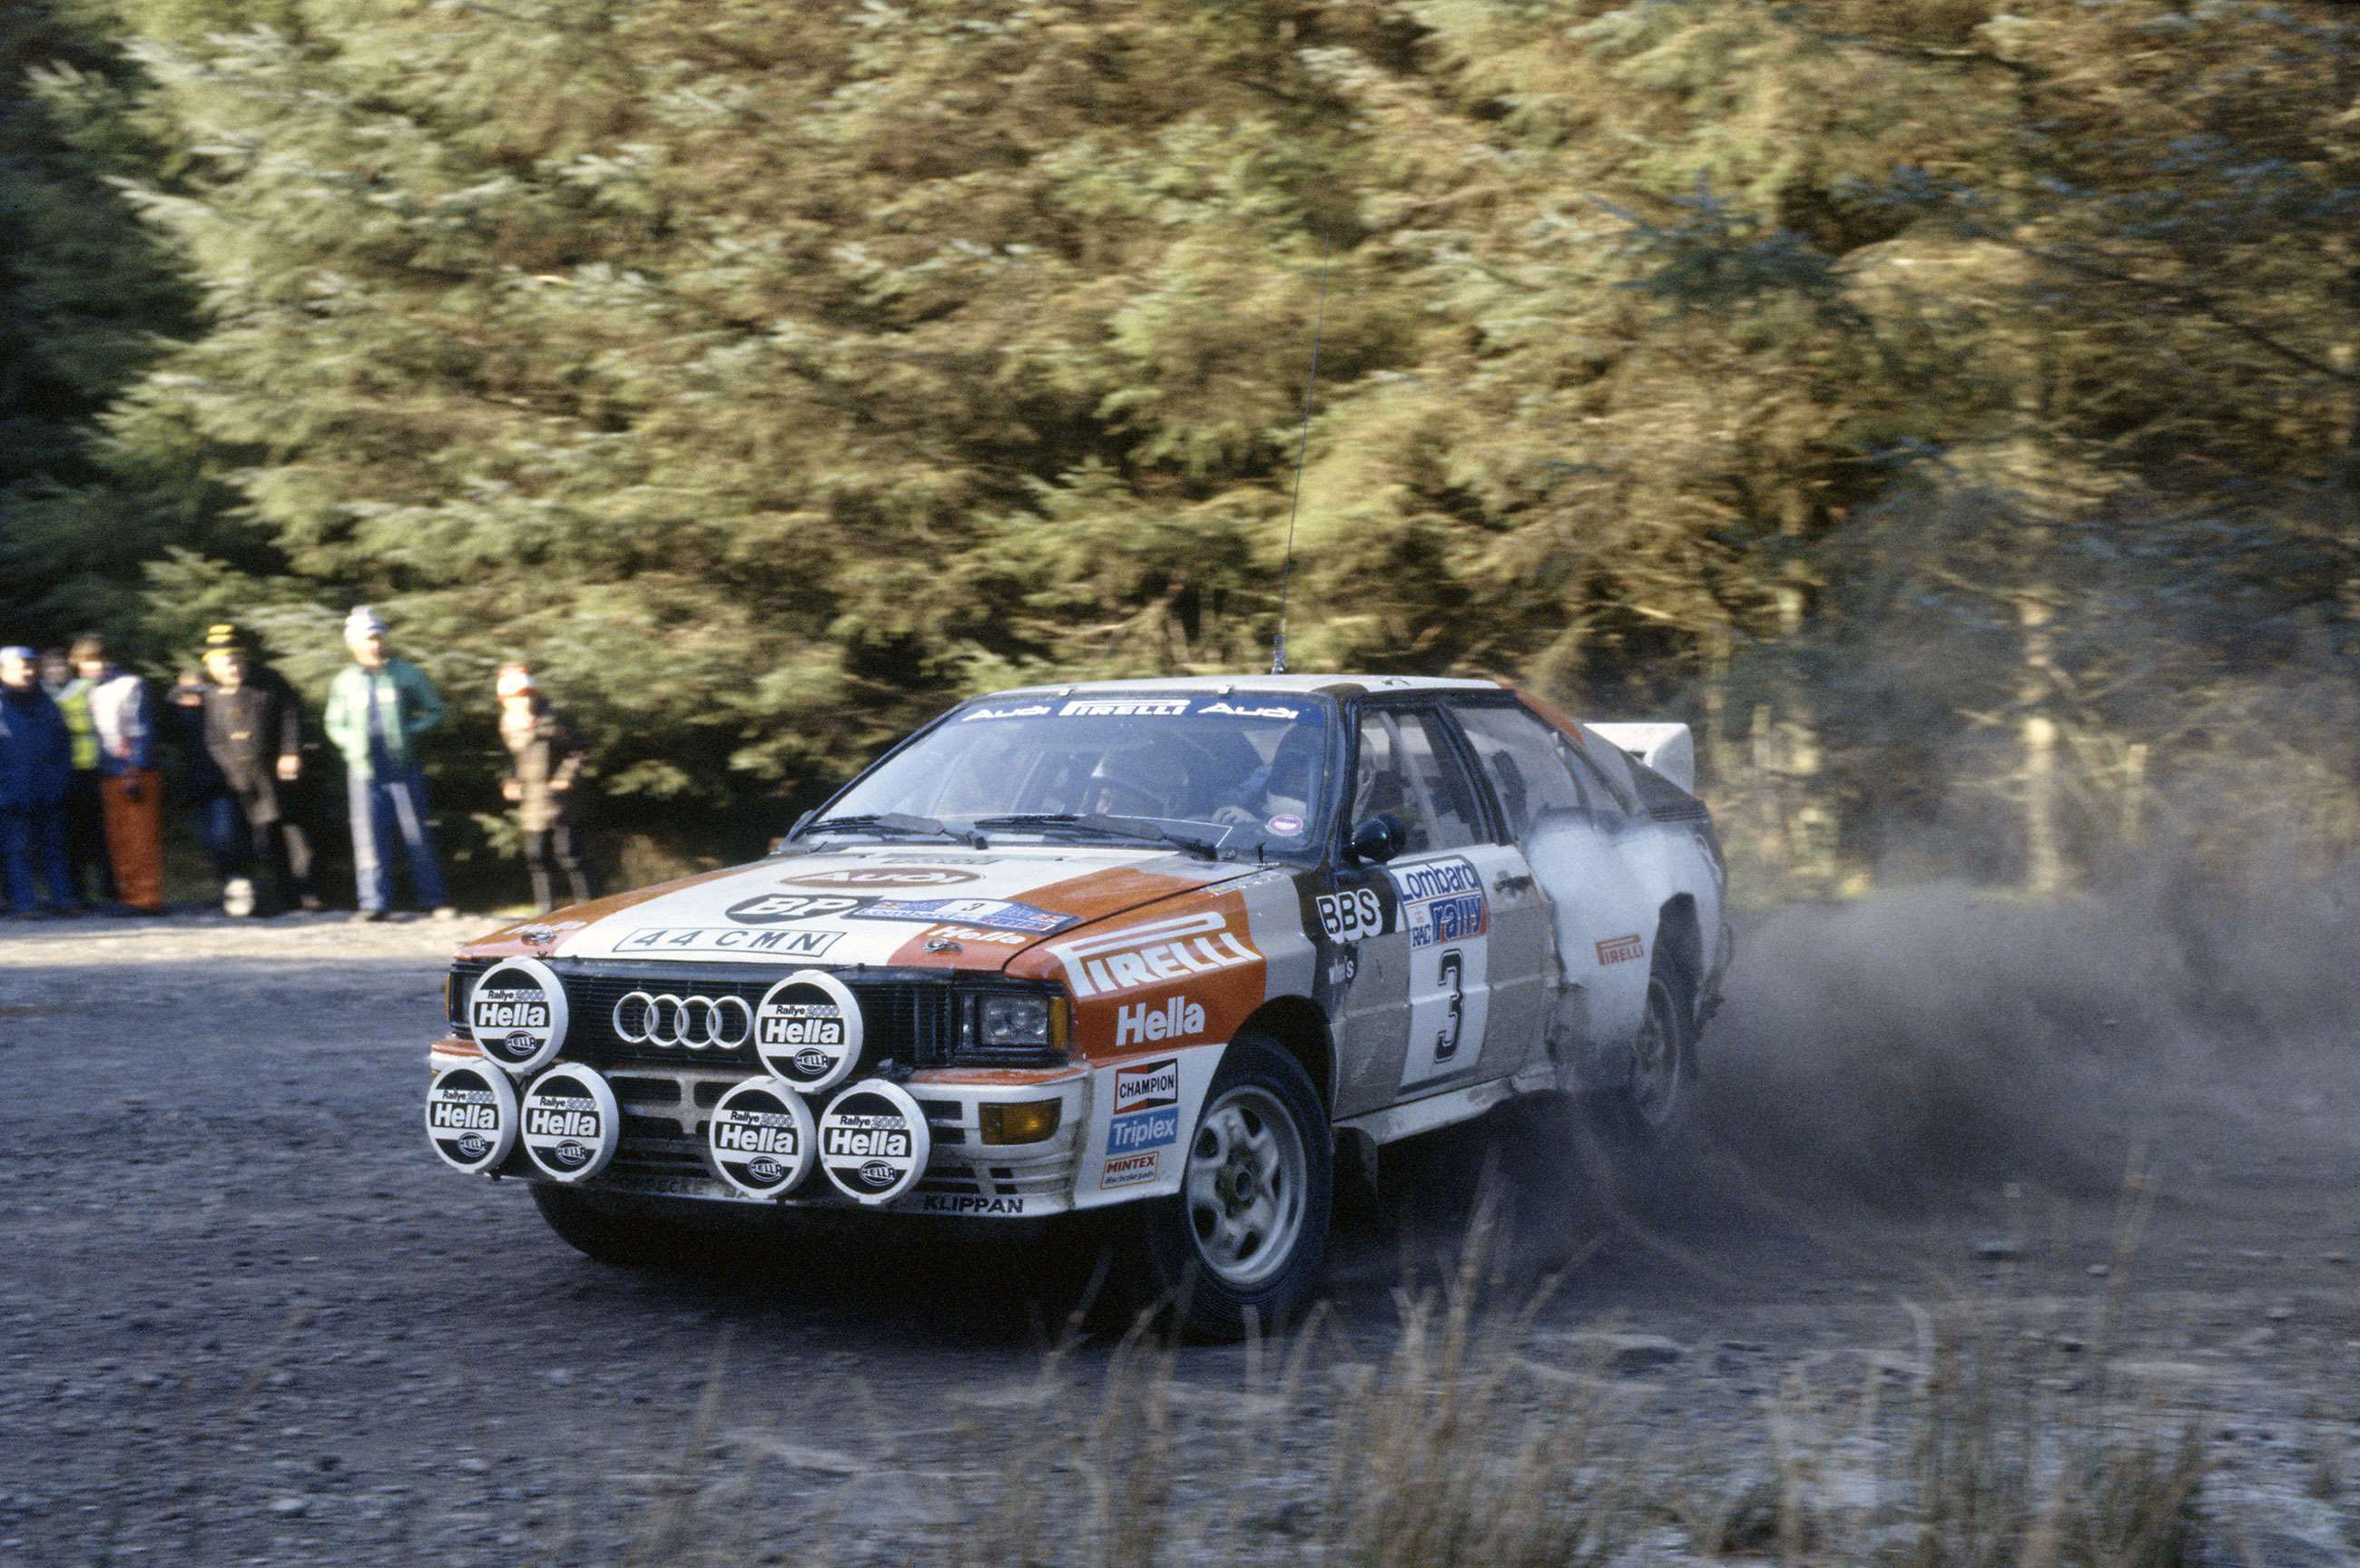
[{"x1": 423, "y1": 675, "x2": 1732, "y2": 1338}]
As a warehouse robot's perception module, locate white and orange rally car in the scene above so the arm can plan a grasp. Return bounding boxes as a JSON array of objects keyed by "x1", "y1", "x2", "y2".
[{"x1": 425, "y1": 675, "x2": 1731, "y2": 1334}]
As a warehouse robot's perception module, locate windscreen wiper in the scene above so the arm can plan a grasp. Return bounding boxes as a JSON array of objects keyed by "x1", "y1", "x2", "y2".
[
  {"x1": 801, "y1": 812, "x2": 984, "y2": 848},
  {"x1": 971, "y1": 813, "x2": 1223, "y2": 861}
]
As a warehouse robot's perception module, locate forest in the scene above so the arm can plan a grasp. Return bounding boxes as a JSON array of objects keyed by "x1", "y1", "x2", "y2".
[{"x1": 5, "y1": 0, "x2": 2355, "y2": 897}]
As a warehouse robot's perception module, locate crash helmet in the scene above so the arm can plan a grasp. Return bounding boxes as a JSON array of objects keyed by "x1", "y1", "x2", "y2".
[
  {"x1": 1261, "y1": 724, "x2": 1321, "y2": 819},
  {"x1": 1083, "y1": 742, "x2": 1170, "y2": 818}
]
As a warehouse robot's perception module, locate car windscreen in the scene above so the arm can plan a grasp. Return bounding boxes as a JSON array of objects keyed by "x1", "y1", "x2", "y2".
[{"x1": 813, "y1": 693, "x2": 1333, "y2": 857}]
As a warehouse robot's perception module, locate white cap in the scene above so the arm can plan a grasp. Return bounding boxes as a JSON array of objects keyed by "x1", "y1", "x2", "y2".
[{"x1": 345, "y1": 605, "x2": 388, "y2": 641}]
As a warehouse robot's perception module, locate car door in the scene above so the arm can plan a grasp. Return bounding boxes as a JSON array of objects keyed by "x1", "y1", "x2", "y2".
[
  {"x1": 1431, "y1": 701, "x2": 1563, "y2": 1084},
  {"x1": 1451, "y1": 701, "x2": 1659, "y2": 1073},
  {"x1": 1330, "y1": 705, "x2": 1539, "y2": 1100}
]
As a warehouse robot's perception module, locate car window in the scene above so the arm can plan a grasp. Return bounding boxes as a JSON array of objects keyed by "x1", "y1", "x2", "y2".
[
  {"x1": 1353, "y1": 710, "x2": 1480, "y2": 855},
  {"x1": 815, "y1": 693, "x2": 1333, "y2": 856},
  {"x1": 1570, "y1": 723, "x2": 1641, "y2": 818},
  {"x1": 1351, "y1": 712, "x2": 1440, "y2": 854},
  {"x1": 1351, "y1": 711, "x2": 1411, "y2": 832},
  {"x1": 1450, "y1": 703, "x2": 1593, "y2": 838},
  {"x1": 1395, "y1": 710, "x2": 1484, "y2": 851}
]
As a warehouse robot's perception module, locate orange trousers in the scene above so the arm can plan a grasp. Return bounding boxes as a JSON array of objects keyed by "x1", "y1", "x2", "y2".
[{"x1": 100, "y1": 769, "x2": 167, "y2": 913}]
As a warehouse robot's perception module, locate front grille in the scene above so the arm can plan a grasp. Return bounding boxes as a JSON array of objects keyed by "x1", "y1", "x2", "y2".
[
  {"x1": 609, "y1": 1127, "x2": 715, "y2": 1182},
  {"x1": 447, "y1": 957, "x2": 957, "y2": 1073},
  {"x1": 563, "y1": 969, "x2": 952, "y2": 1071}
]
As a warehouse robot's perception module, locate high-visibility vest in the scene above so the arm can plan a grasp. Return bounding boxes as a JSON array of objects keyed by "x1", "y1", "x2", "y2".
[{"x1": 57, "y1": 680, "x2": 100, "y2": 772}]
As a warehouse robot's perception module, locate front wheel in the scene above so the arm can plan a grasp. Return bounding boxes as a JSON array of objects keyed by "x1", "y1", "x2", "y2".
[{"x1": 1126, "y1": 1035, "x2": 1331, "y2": 1340}]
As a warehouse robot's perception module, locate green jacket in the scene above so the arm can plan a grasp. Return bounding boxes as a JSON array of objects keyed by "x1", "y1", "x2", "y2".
[{"x1": 324, "y1": 656, "x2": 444, "y2": 778}]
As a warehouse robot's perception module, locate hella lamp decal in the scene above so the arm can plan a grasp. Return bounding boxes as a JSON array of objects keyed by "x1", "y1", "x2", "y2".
[
  {"x1": 518, "y1": 1063, "x2": 620, "y2": 1183},
  {"x1": 708, "y1": 1078, "x2": 818, "y2": 1200},
  {"x1": 425, "y1": 1063, "x2": 516, "y2": 1174},
  {"x1": 816, "y1": 1079, "x2": 929, "y2": 1206},
  {"x1": 467, "y1": 956, "x2": 569, "y2": 1075},
  {"x1": 752, "y1": 969, "x2": 864, "y2": 1092}
]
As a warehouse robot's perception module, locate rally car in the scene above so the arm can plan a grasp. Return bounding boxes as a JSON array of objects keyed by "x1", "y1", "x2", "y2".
[{"x1": 425, "y1": 675, "x2": 1731, "y2": 1335}]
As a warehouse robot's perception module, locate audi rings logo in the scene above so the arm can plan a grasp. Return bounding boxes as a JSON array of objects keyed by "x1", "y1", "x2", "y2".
[{"x1": 612, "y1": 991, "x2": 754, "y2": 1051}]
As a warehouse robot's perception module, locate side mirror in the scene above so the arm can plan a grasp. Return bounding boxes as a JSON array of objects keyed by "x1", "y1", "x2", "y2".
[{"x1": 1349, "y1": 813, "x2": 1407, "y2": 865}]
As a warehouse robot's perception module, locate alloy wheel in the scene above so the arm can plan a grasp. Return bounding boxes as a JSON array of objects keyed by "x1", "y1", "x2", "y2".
[{"x1": 1184, "y1": 1084, "x2": 1309, "y2": 1289}]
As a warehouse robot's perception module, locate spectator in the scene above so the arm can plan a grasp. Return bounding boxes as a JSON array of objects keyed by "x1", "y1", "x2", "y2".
[
  {"x1": 53, "y1": 651, "x2": 117, "y2": 907},
  {"x1": 167, "y1": 665, "x2": 228, "y2": 856},
  {"x1": 0, "y1": 645, "x2": 81, "y2": 917},
  {"x1": 73, "y1": 635, "x2": 168, "y2": 916},
  {"x1": 197, "y1": 624, "x2": 321, "y2": 916},
  {"x1": 37, "y1": 647, "x2": 71, "y2": 697},
  {"x1": 324, "y1": 606, "x2": 453, "y2": 922},
  {"x1": 497, "y1": 663, "x2": 595, "y2": 912}
]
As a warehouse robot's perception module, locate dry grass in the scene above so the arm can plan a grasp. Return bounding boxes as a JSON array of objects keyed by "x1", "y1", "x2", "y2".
[
  {"x1": 608, "y1": 1210, "x2": 2224, "y2": 1568},
  {"x1": 1674, "y1": 1158, "x2": 2206, "y2": 1568},
  {"x1": 1873, "y1": 1322, "x2": 2204, "y2": 1568},
  {"x1": 945, "y1": 1232, "x2": 1647, "y2": 1568}
]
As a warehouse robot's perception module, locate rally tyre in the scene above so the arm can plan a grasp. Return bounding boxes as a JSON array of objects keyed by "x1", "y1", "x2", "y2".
[
  {"x1": 1608, "y1": 939, "x2": 1696, "y2": 1151},
  {"x1": 530, "y1": 1184, "x2": 718, "y2": 1271},
  {"x1": 1128, "y1": 1034, "x2": 1332, "y2": 1341}
]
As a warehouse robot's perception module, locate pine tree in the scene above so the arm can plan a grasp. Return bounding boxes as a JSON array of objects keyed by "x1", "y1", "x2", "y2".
[
  {"x1": 10, "y1": 0, "x2": 2352, "y2": 888},
  {"x1": 0, "y1": 0, "x2": 197, "y2": 649}
]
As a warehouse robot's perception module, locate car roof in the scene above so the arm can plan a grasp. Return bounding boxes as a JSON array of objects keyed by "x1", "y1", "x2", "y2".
[{"x1": 979, "y1": 673, "x2": 1512, "y2": 700}]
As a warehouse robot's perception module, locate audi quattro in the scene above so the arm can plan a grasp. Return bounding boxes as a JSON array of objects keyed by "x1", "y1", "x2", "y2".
[{"x1": 425, "y1": 674, "x2": 1732, "y2": 1335}]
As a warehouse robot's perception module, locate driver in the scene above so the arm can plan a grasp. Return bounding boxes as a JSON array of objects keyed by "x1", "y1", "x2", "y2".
[
  {"x1": 1078, "y1": 742, "x2": 1174, "y2": 818},
  {"x1": 1210, "y1": 725, "x2": 1317, "y2": 836}
]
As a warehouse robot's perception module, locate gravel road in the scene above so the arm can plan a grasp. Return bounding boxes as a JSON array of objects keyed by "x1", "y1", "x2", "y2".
[{"x1": 2, "y1": 906, "x2": 2355, "y2": 1564}]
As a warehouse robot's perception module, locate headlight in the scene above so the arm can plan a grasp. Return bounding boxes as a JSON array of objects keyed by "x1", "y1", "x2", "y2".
[
  {"x1": 980, "y1": 995, "x2": 1052, "y2": 1047},
  {"x1": 955, "y1": 989, "x2": 1068, "y2": 1063}
]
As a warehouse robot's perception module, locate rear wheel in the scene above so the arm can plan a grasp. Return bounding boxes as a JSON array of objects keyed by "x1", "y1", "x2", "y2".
[
  {"x1": 1608, "y1": 943, "x2": 1696, "y2": 1148},
  {"x1": 1126, "y1": 1035, "x2": 1331, "y2": 1339}
]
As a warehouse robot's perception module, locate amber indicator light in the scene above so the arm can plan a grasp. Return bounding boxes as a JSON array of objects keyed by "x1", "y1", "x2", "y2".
[{"x1": 979, "y1": 1100, "x2": 1062, "y2": 1145}]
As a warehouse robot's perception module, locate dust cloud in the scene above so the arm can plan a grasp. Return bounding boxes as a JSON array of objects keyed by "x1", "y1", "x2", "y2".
[
  {"x1": 1357, "y1": 844, "x2": 2359, "y2": 1287},
  {"x1": 1697, "y1": 844, "x2": 2360, "y2": 1204}
]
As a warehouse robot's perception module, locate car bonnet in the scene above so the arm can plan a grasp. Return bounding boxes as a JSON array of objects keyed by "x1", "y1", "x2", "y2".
[{"x1": 457, "y1": 843, "x2": 1267, "y2": 971}]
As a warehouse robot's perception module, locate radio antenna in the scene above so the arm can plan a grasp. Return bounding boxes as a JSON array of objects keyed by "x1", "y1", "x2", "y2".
[{"x1": 1271, "y1": 235, "x2": 1330, "y2": 676}]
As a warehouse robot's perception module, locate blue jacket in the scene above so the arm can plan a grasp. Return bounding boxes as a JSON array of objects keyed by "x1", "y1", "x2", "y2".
[{"x1": 0, "y1": 684, "x2": 75, "y2": 811}]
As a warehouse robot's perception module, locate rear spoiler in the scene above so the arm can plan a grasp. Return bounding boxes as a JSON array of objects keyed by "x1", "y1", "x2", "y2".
[{"x1": 1587, "y1": 722, "x2": 1695, "y2": 794}]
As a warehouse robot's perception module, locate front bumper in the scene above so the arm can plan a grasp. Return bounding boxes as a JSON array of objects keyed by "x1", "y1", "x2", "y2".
[{"x1": 429, "y1": 1041, "x2": 1088, "y2": 1219}]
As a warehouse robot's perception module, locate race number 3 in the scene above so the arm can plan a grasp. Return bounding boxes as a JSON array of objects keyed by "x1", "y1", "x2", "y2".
[{"x1": 1434, "y1": 948, "x2": 1465, "y2": 1062}]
